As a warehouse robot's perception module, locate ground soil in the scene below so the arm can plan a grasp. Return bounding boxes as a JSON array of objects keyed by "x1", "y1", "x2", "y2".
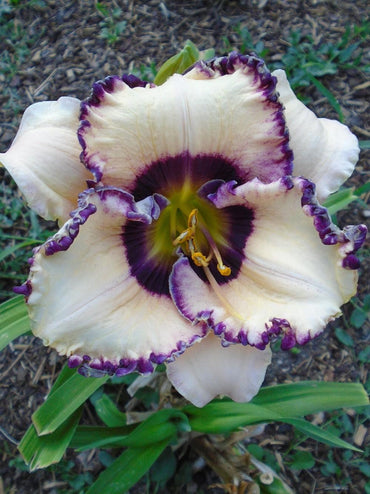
[{"x1": 0, "y1": 1, "x2": 369, "y2": 493}]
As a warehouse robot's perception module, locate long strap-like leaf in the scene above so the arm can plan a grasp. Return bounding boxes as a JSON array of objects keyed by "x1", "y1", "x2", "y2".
[{"x1": 0, "y1": 296, "x2": 30, "y2": 351}]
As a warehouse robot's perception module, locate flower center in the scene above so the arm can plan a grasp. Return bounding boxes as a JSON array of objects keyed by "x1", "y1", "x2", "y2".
[
  {"x1": 123, "y1": 153, "x2": 254, "y2": 296},
  {"x1": 124, "y1": 184, "x2": 254, "y2": 296},
  {"x1": 148, "y1": 184, "x2": 232, "y2": 273}
]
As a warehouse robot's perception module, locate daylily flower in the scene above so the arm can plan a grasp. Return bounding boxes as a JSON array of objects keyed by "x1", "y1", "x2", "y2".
[{"x1": 1, "y1": 53, "x2": 366, "y2": 407}]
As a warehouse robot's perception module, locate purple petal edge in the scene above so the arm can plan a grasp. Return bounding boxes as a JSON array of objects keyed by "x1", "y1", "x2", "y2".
[
  {"x1": 191, "y1": 308, "x2": 316, "y2": 351},
  {"x1": 78, "y1": 74, "x2": 154, "y2": 183},
  {"x1": 299, "y1": 177, "x2": 367, "y2": 268},
  {"x1": 15, "y1": 187, "x2": 166, "y2": 300},
  {"x1": 67, "y1": 326, "x2": 208, "y2": 378},
  {"x1": 13, "y1": 280, "x2": 32, "y2": 298},
  {"x1": 78, "y1": 52, "x2": 293, "y2": 185},
  {"x1": 188, "y1": 52, "x2": 293, "y2": 177},
  {"x1": 80, "y1": 74, "x2": 152, "y2": 117},
  {"x1": 42, "y1": 186, "x2": 165, "y2": 257}
]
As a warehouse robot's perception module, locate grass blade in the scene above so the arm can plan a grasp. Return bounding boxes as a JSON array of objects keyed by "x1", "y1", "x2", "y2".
[
  {"x1": 0, "y1": 239, "x2": 39, "y2": 262},
  {"x1": 305, "y1": 73, "x2": 344, "y2": 122}
]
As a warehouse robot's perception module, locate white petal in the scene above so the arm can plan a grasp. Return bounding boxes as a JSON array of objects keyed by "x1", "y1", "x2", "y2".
[
  {"x1": 166, "y1": 332, "x2": 271, "y2": 407},
  {"x1": 273, "y1": 70, "x2": 359, "y2": 202},
  {"x1": 25, "y1": 188, "x2": 205, "y2": 373},
  {"x1": 79, "y1": 55, "x2": 292, "y2": 190},
  {"x1": 170, "y1": 178, "x2": 362, "y2": 350},
  {"x1": 0, "y1": 97, "x2": 92, "y2": 222}
]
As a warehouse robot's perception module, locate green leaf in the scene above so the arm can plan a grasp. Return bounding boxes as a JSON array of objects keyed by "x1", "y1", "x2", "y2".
[
  {"x1": 354, "y1": 181, "x2": 370, "y2": 196},
  {"x1": 253, "y1": 382, "x2": 369, "y2": 416},
  {"x1": 81, "y1": 408, "x2": 188, "y2": 492},
  {"x1": 32, "y1": 371, "x2": 109, "y2": 435},
  {"x1": 320, "y1": 450, "x2": 340, "y2": 476},
  {"x1": 70, "y1": 425, "x2": 136, "y2": 451},
  {"x1": 338, "y1": 42, "x2": 360, "y2": 63},
  {"x1": 18, "y1": 408, "x2": 82, "y2": 471},
  {"x1": 120, "y1": 409, "x2": 190, "y2": 448},
  {"x1": 86, "y1": 440, "x2": 170, "y2": 494},
  {"x1": 335, "y1": 327, "x2": 355, "y2": 347},
  {"x1": 289, "y1": 450, "x2": 315, "y2": 470},
  {"x1": 359, "y1": 462, "x2": 370, "y2": 477},
  {"x1": 18, "y1": 365, "x2": 84, "y2": 470},
  {"x1": 150, "y1": 447, "x2": 177, "y2": 486},
  {"x1": 72, "y1": 409, "x2": 189, "y2": 452},
  {"x1": 284, "y1": 418, "x2": 362, "y2": 452},
  {"x1": 154, "y1": 40, "x2": 199, "y2": 85},
  {"x1": 247, "y1": 444, "x2": 280, "y2": 472},
  {"x1": 248, "y1": 443, "x2": 267, "y2": 461},
  {"x1": 323, "y1": 187, "x2": 358, "y2": 215},
  {"x1": 304, "y1": 61, "x2": 337, "y2": 77},
  {"x1": 201, "y1": 48, "x2": 215, "y2": 60},
  {"x1": 90, "y1": 390, "x2": 127, "y2": 426},
  {"x1": 134, "y1": 386, "x2": 159, "y2": 407},
  {"x1": 96, "y1": 2, "x2": 109, "y2": 16},
  {"x1": 71, "y1": 408, "x2": 190, "y2": 451},
  {"x1": 184, "y1": 382, "x2": 369, "y2": 434},
  {"x1": 259, "y1": 476, "x2": 294, "y2": 494},
  {"x1": 99, "y1": 450, "x2": 115, "y2": 468},
  {"x1": 49, "y1": 363, "x2": 81, "y2": 394},
  {"x1": 358, "y1": 346, "x2": 370, "y2": 363},
  {"x1": 0, "y1": 296, "x2": 31, "y2": 351},
  {"x1": 185, "y1": 402, "x2": 282, "y2": 433},
  {"x1": 350, "y1": 308, "x2": 368, "y2": 329}
]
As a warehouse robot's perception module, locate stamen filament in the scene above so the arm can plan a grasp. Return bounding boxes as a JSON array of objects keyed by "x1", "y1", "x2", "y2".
[
  {"x1": 200, "y1": 225, "x2": 231, "y2": 276},
  {"x1": 203, "y1": 266, "x2": 244, "y2": 321}
]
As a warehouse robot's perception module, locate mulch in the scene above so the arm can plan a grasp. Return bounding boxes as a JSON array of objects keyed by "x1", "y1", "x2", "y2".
[{"x1": 0, "y1": 1, "x2": 368, "y2": 493}]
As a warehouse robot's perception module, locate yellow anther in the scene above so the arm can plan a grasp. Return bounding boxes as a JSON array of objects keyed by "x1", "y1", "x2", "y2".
[
  {"x1": 192, "y1": 251, "x2": 209, "y2": 267},
  {"x1": 173, "y1": 209, "x2": 199, "y2": 246},
  {"x1": 173, "y1": 228, "x2": 193, "y2": 246},
  {"x1": 217, "y1": 264, "x2": 231, "y2": 276},
  {"x1": 188, "y1": 209, "x2": 198, "y2": 229}
]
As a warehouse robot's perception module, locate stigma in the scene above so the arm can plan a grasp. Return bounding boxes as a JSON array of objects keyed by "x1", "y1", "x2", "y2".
[{"x1": 173, "y1": 209, "x2": 231, "y2": 277}]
